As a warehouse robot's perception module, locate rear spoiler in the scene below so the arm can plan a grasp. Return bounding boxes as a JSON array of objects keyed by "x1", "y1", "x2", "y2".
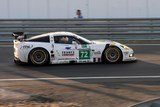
[{"x1": 12, "y1": 32, "x2": 26, "y2": 41}]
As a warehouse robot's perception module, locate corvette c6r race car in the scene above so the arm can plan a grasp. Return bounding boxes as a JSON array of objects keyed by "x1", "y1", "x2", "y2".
[{"x1": 13, "y1": 32, "x2": 136, "y2": 65}]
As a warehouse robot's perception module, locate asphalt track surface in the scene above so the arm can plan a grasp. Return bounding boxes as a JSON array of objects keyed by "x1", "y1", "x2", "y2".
[
  {"x1": 0, "y1": 44, "x2": 160, "y2": 107},
  {"x1": 0, "y1": 44, "x2": 160, "y2": 83}
]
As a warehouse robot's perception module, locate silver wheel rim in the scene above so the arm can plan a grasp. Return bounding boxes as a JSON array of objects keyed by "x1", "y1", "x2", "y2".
[
  {"x1": 105, "y1": 48, "x2": 120, "y2": 63},
  {"x1": 31, "y1": 50, "x2": 47, "y2": 64}
]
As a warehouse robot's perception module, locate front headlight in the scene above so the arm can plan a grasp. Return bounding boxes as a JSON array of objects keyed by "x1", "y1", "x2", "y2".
[{"x1": 129, "y1": 53, "x2": 134, "y2": 57}]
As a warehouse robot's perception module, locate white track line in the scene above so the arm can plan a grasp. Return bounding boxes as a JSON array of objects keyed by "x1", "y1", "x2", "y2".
[
  {"x1": 0, "y1": 76, "x2": 160, "y2": 82},
  {"x1": 129, "y1": 97, "x2": 160, "y2": 107}
]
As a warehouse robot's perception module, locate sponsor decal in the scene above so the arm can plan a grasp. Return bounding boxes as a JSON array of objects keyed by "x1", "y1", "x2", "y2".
[
  {"x1": 20, "y1": 45, "x2": 33, "y2": 49},
  {"x1": 59, "y1": 58, "x2": 75, "y2": 60},
  {"x1": 81, "y1": 44, "x2": 87, "y2": 48},
  {"x1": 94, "y1": 51, "x2": 101, "y2": 55},
  {"x1": 62, "y1": 51, "x2": 75, "y2": 56},
  {"x1": 56, "y1": 50, "x2": 61, "y2": 56},
  {"x1": 58, "y1": 60, "x2": 70, "y2": 64},
  {"x1": 79, "y1": 50, "x2": 90, "y2": 59},
  {"x1": 93, "y1": 58, "x2": 101, "y2": 62},
  {"x1": 78, "y1": 60, "x2": 91, "y2": 63},
  {"x1": 65, "y1": 47, "x2": 71, "y2": 50}
]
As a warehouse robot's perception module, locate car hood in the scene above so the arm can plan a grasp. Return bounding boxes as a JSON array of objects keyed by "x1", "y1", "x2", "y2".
[
  {"x1": 92, "y1": 39, "x2": 127, "y2": 49},
  {"x1": 92, "y1": 39, "x2": 115, "y2": 44}
]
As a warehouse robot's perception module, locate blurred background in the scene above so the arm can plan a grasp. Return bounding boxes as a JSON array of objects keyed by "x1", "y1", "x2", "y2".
[{"x1": 0, "y1": 0, "x2": 160, "y2": 19}]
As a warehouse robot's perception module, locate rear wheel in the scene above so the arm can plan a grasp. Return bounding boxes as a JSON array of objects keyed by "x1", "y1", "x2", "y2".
[
  {"x1": 29, "y1": 48, "x2": 49, "y2": 65},
  {"x1": 103, "y1": 47, "x2": 122, "y2": 63}
]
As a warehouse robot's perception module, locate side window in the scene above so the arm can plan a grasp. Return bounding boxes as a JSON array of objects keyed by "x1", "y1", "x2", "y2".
[
  {"x1": 28, "y1": 36, "x2": 50, "y2": 43},
  {"x1": 54, "y1": 36, "x2": 60, "y2": 43},
  {"x1": 54, "y1": 36, "x2": 89, "y2": 44},
  {"x1": 72, "y1": 37, "x2": 88, "y2": 44},
  {"x1": 54, "y1": 36, "x2": 72, "y2": 44}
]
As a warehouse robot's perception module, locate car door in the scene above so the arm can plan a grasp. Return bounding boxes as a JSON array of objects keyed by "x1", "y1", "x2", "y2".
[
  {"x1": 77, "y1": 44, "x2": 91, "y2": 62},
  {"x1": 53, "y1": 35, "x2": 77, "y2": 63},
  {"x1": 71, "y1": 36, "x2": 92, "y2": 63}
]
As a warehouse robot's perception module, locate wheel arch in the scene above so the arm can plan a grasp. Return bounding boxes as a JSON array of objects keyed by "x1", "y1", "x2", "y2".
[
  {"x1": 28, "y1": 47, "x2": 50, "y2": 64},
  {"x1": 101, "y1": 44, "x2": 123, "y2": 62}
]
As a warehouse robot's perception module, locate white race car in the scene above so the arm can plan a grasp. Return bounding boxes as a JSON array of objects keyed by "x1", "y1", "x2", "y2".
[{"x1": 13, "y1": 32, "x2": 136, "y2": 65}]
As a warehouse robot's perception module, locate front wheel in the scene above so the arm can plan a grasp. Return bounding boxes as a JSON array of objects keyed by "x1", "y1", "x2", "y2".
[
  {"x1": 103, "y1": 47, "x2": 122, "y2": 63},
  {"x1": 29, "y1": 48, "x2": 49, "y2": 65}
]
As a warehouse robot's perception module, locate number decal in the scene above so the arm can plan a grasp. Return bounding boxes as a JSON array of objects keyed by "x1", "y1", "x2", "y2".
[
  {"x1": 84, "y1": 51, "x2": 88, "y2": 58},
  {"x1": 79, "y1": 50, "x2": 90, "y2": 59}
]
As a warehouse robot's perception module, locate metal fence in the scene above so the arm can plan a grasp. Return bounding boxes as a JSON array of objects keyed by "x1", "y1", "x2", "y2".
[{"x1": 1, "y1": 18, "x2": 160, "y2": 41}]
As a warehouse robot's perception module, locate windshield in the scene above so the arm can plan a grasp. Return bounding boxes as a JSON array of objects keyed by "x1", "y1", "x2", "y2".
[{"x1": 75, "y1": 34, "x2": 92, "y2": 44}]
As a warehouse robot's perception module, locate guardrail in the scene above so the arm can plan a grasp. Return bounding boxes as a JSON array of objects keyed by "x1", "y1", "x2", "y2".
[{"x1": 0, "y1": 18, "x2": 160, "y2": 41}]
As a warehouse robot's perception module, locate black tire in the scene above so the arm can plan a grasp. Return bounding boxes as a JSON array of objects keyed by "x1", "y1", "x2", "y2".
[
  {"x1": 29, "y1": 48, "x2": 49, "y2": 65},
  {"x1": 103, "y1": 47, "x2": 122, "y2": 63}
]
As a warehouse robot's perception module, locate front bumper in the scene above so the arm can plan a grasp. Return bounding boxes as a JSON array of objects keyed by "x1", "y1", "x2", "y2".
[
  {"x1": 123, "y1": 56, "x2": 137, "y2": 61},
  {"x1": 122, "y1": 50, "x2": 137, "y2": 62}
]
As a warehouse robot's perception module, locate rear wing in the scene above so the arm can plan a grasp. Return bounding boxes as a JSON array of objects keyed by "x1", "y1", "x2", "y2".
[{"x1": 12, "y1": 32, "x2": 26, "y2": 41}]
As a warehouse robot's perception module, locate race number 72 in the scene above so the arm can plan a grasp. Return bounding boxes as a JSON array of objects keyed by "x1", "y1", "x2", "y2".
[{"x1": 79, "y1": 50, "x2": 90, "y2": 59}]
